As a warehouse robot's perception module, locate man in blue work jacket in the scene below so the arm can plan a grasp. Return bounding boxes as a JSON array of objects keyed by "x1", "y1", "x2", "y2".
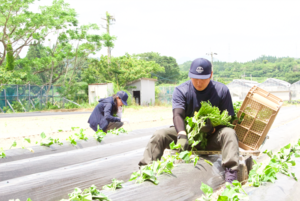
[{"x1": 139, "y1": 58, "x2": 239, "y2": 183}]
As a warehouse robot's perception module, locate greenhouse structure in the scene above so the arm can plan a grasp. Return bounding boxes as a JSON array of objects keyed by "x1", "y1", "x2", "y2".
[
  {"x1": 258, "y1": 78, "x2": 291, "y2": 101},
  {"x1": 227, "y1": 79, "x2": 258, "y2": 102},
  {"x1": 291, "y1": 80, "x2": 300, "y2": 100}
]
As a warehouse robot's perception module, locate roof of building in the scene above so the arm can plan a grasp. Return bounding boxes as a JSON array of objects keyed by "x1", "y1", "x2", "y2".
[
  {"x1": 88, "y1": 83, "x2": 112, "y2": 85},
  {"x1": 258, "y1": 78, "x2": 291, "y2": 87},
  {"x1": 126, "y1": 78, "x2": 157, "y2": 85},
  {"x1": 227, "y1": 79, "x2": 258, "y2": 88}
]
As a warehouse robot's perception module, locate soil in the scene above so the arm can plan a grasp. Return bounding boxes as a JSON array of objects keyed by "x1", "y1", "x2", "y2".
[{"x1": 0, "y1": 106, "x2": 173, "y2": 150}]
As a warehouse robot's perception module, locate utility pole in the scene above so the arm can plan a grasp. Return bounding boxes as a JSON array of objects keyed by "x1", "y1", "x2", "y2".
[
  {"x1": 206, "y1": 52, "x2": 217, "y2": 80},
  {"x1": 102, "y1": 11, "x2": 116, "y2": 64}
]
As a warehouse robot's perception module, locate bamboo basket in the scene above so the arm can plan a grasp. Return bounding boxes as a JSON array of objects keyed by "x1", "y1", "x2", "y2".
[{"x1": 234, "y1": 86, "x2": 283, "y2": 150}]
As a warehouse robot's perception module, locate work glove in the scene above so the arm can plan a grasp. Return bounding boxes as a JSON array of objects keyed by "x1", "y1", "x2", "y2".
[
  {"x1": 200, "y1": 118, "x2": 214, "y2": 135},
  {"x1": 176, "y1": 134, "x2": 189, "y2": 151},
  {"x1": 122, "y1": 118, "x2": 130, "y2": 124}
]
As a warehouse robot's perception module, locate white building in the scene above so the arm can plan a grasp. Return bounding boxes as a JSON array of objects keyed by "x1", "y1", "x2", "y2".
[
  {"x1": 88, "y1": 83, "x2": 114, "y2": 104},
  {"x1": 258, "y1": 78, "x2": 291, "y2": 101},
  {"x1": 227, "y1": 79, "x2": 258, "y2": 102},
  {"x1": 126, "y1": 78, "x2": 157, "y2": 106}
]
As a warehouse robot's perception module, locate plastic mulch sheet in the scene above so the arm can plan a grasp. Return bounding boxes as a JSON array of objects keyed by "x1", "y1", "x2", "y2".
[{"x1": 1, "y1": 125, "x2": 169, "y2": 163}]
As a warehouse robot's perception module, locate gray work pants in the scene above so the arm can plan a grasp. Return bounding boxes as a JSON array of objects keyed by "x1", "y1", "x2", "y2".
[
  {"x1": 106, "y1": 122, "x2": 124, "y2": 132},
  {"x1": 139, "y1": 126, "x2": 239, "y2": 171}
]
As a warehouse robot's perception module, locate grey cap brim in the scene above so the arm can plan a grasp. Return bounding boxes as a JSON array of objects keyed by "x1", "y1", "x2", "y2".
[
  {"x1": 121, "y1": 100, "x2": 128, "y2": 106},
  {"x1": 188, "y1": 72, "x2": 211, "y2": 79}
]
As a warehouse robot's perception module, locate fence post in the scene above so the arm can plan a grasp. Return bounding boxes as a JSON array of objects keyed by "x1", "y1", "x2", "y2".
[
  {"x1": 52, "y1": 85, "x2": 54, "y2": 105},
  {"x1": 16, "y1": 85, "x2": 18, "y2": 101},
  {"x1": 28, "y1": 84, "x2": 31, "y2": 111},
  {"x1": 4, "y1": 88, "x2": 7, "y2": 107},
  {"x1": 40, "y1": 86, "x2": 42, "y2": 110}
]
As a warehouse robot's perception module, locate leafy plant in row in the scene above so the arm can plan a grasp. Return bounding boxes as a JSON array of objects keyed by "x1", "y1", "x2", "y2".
[
  {"x1": 102, "y1": 178, "x2": 124, "y2": 191},
  {"x1": 129, "y1": 141, "x2": 200, "y2": 185},
  {"x1": 75, "y1": 128, "x2": 88, "y2": 141},
  {"x1": 196, "y1": 181, "x2": 248, "y2": 201},
  {"x1": 37, "y1": 132, "x2": 63, "y2": 147},
  {"x1": 94, "y1": 126, "x2": 107, "y2": 143},
  {"x1": 248, "y1": 141, "x2": 300, "y2": 187},
  {"x1": 0, "y1": 148, "x2": 6, "y2": 158},
  {"x1": 60, "y1": 185, "x2": 110, "y2": 201},
  {"x1": 107, "y1": 127, "x2": 128, "y2": 135}
]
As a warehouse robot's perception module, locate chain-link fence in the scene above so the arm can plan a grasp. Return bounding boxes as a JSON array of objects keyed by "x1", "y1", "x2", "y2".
[
  {"x1": 157, "y1": 86, "x2": 176, "y2": 104},
  {"x1": 0, "y1": 85, "x2": 81, "y2": 113}
]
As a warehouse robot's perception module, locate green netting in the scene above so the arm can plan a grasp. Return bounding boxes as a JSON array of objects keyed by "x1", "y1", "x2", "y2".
[{"x1": 0, "y1": 84, "x2": 66, "y2": 112}]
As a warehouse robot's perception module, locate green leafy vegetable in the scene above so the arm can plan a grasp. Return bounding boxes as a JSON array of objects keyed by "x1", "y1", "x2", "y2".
[
  {"x1": 67, "y1": 135, "x2": 77, "y2": 146},
  {"x1": 185, "y1": 101, "x2": 233, "y2": 149},
  {"x1": 60, "y1": 185, "x2": 111, "y2": 201},
  {"x1": 37, "y1": 133, "x2": 63, "y2": 147},
  {"x1": 249, "y1": 143, "x2": 300, "y2": 187},
  {"x1": 75, "y1": 128, "x2": 88, "y2": 141},
  {"x1": 71, "y1": 127, "x2": 80, "y2": 131},
  {"x1": 58, "y1": 129, "x2": 63, "y2": 132},
  {"x1": 0, "y1": 148, "x2": 6, "y2": 158},
  {"x1": 129, "y1": 154, "x2": 175, "y2": 185},
  {"x1": 102, "y1": 178, "x2": 123, "y2": 191},
  {"x1": 9, "y1": 140, "x2": 17, "y2": 149},
  {"x1": 217, "y1": 181, "x2": 248, "y2": 201},
  {"x1": 41, "y1": 132, "x2": 46, "y2": 139},
  {"x1": 196, "y1": 182, "x2": 213, "y2": 201},
  {"x1": 94, "y1": 125, "x2": 107, "y2": 143},
  {"x1": 170, "y1": 141, "x2": 181, "y2": 150},
  {"x1": 107, "y1": 128, "x2": 128, "y2": 135}
]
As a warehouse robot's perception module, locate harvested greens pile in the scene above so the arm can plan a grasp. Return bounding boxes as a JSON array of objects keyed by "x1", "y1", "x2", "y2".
[{"x1": 185, "y1": 101, "x2": 233, "y2": 149}]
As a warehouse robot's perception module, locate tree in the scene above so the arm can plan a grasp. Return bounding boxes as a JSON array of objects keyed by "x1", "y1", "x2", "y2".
[
  {"x1": 137, "y1": 52, "x2": 180, "y2": 84},
  {"x1": 82, "y1": 54, "x2": 164, "y2": 87},
  {"x1": 284, "y1": 72, "x2": 300, "y2": 84},
  {"x1": 0, "y1": 0, "x2": 78, "y2": 66},
  {"x1": 5, "y1": 42, "x2": 14, "y2": 70}
]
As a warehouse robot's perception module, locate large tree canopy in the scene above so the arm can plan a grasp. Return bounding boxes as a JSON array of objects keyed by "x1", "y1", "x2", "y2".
[
  {"x1": 137, "y1": 52, "x2": 180, "y2": 84},
  {"x1": 82, "y1": 54, "x2": 164, "y2": 87}
]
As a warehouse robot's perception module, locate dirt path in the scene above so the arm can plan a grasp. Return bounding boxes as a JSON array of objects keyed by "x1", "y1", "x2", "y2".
[{"x1": 0, "y1": 106, "x2": 173, "y2": 150}]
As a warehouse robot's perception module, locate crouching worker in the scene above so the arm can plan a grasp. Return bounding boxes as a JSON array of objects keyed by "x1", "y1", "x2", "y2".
[
  {"x1": 138, "y1": 58, "x2": 239, "y2": 183},
  {"x1": 88, "y1": 91, "x2": 129, "y2": 133}
]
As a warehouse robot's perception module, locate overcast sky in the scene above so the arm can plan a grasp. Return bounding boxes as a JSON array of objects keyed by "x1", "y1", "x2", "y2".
[{"x1": 21, "y1": 0, "x2": 300, "y2": 64}]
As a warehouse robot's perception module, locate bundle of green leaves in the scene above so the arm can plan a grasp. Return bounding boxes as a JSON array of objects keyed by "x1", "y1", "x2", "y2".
[
  {"x1": 185, "y1": 101, "x2": 232, "y2": 149},
  {"x1": 248, "y1": 141, "x2": 300, "y2": 187},
  {"x1": 60, "y1": 185, "x2": 110, "y2": 201},
  {"x1": 196, "y1": 181, "x2": 248, "y2": 201},
  {"x1": 102, "y1": 178, "x2": 124, "y2": 191}
]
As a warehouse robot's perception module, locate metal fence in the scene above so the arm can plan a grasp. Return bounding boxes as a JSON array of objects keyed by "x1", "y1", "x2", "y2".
[
  {"x1": 0, "y1": 84, "x2": 80, "y2": 113},
  {"x1": 157, "y1": 86, "x2": 176, "y2": 104}
]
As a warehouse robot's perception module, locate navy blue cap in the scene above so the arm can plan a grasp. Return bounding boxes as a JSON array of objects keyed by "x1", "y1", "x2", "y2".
[
  {"x1": 117, "y1": 91, "x2": 128, "y2": 106},
  {"x1": 188, "y1": 58, "x2": 212, "y2": 79}
]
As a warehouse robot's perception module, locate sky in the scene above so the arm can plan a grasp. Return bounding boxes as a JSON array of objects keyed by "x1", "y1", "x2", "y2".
[{"x1": 19, "y1": 0, "x2": 300, "y2": 64}]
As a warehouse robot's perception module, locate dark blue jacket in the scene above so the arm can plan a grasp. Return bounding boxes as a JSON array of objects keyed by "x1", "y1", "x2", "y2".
[{"x1": 88, "y1": 97, "x2": 121, "y2": 132}]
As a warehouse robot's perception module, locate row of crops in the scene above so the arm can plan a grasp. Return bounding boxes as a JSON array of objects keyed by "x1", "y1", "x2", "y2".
[{"x1": 1, "y1": 106, "x2": 300, "y2": 200}]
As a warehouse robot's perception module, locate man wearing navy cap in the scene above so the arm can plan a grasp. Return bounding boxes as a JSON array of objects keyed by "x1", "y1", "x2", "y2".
[{"x1": 139, "y1": 58, "x2": 239, "y2": 183}]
